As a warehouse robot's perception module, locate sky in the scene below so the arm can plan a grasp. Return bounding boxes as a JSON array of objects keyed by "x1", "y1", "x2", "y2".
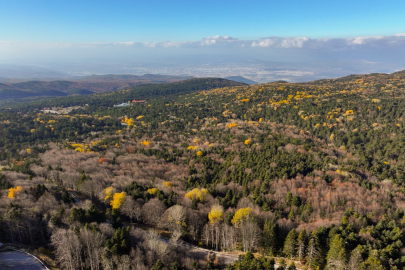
[{"x1": 1, "y1": 0, "x2": 405, "y2": 82}]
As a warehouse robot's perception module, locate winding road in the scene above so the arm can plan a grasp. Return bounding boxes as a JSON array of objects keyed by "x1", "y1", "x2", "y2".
[
  {"x1": 0, "y1": 251, "x2": 47, "y2": 270},
  {"x1": 174, "y1": 239, "x2": 303, "y2": 269}
]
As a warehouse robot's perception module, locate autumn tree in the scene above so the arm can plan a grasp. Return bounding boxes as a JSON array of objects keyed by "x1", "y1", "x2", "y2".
[
  {"x1": 208, "y1": 205, "x2": 224, "y2": 224},
  {"x1": 110, "y1": 192, "x2": 125, "y2": 209}
]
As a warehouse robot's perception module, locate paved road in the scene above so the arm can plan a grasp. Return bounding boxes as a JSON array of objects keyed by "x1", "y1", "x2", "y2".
[{"x1": 0, "y1": 251, "x2": 46, "y2": 270}]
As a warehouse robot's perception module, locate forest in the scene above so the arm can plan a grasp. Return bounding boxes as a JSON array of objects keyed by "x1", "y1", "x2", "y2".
[{"x1": 1, "y1": 72, "x2": 405, "y2": 269}]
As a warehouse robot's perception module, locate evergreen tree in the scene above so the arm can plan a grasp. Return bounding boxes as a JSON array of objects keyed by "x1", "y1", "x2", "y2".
[
  {"x1": 288, "y1": 209, "x2": 295, "y2": 220},
  {"x1": 297, "y1": 229, "x2": 307, "y2": 260},
  {"x1": 358, "y1": 250, "x2": 384, "y2": 270},
  {"x1": 263, "y1": 220, "x2": 279, "y2": 255},
  {"x1": 283, "y1": 229, "x2": 297, "y2": 259},
  {"x1": 326, "y1": 234, "x2": 347, "y2": 270},
  {"x1": 152, "y1": 259, "x2": 164, "y2": 270},
  {"x1": 348, "y1": 245, "x2": 364, "y2": 270},
  {"x1": 306, "y1": 230, "x2": 321, "y2": 269},
  {"x1": 105, "y1": 227, "x2": 131, "y2": 255}
]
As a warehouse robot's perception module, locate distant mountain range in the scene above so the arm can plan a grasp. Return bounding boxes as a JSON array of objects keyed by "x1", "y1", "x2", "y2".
[
  {"x1": 0, "y1": 74, "x2": 193, "y2": 100},
  {"x1": 0, "y1": 74, "x2": 256, "y2": 100}
]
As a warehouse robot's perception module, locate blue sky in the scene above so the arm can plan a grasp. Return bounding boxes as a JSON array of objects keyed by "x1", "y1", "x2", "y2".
[
  {"x1": 1, "y1": 0, "x2": 405, "y2": 82},
  {"x1": 1, "y1": 0, "x2": 404, "y2": 42}
]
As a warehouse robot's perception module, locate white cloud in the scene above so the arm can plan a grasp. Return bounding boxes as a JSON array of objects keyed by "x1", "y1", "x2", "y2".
[
  {"x1": 200, "y1": 35, "x2": 239, "y2": 46},
  {"x1": 280, "y1": 37, "x2": 309, "y2": 48},
  {"x1": 201, "y1": 39, "x2": 216, "y2": 46},
  {"x1": 251, "y1": 37, "x2": 310, "y2": 48},
  {"x1": 142, "y1": 42, "x2": 157, "y2": 48},
  {"x1": 252, "y1": 38, "x2": 277, "y2": 47},
  {"x1": 346, "y1": 36, "x2": 384, "y2": 45},
  {"x1": 2, "y1": 34, "x2": 405, "y2": 53},
  {"x1": 204, "y1": 35, "x2": 237, "y2": 41}
]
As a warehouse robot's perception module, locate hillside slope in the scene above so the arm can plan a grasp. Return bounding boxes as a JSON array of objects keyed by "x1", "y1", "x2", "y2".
[{"x1": 1, "y1": 70, "x2": 405, "y2": 269}]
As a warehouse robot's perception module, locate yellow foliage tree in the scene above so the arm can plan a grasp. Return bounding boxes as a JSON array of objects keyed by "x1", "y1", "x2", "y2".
[
  {"x1": 141, "y1": 140, "x2": 150, "y2": 146},
  {"x1": 8, "y1": 186, "x2": 22, "y2": 198},
  {"x1": 147, "y1": 188, "x2": 158, "y2": 195},
  {"x1": 126, "y1": 118, "x2": 134, "y2": 126},
  {"x1": 208, "y1": 205, "x2": 224, "y2": 224},
  {"x1": 231, "y1": 207, "x2": 253, "y2": 227},
  {"x1": 345, "y1": 110, "x2": 354, "y2": 115},
  {"x1": 104, "y1": 186, "x2": 114, "y2": 200},
  {"x1": 185, "y1": 188, "x2": 208, "y2": 202},
  {"x1": 110, "y1": 192, "x2": 125, "y2": 209},
  {"x1": 227, "y1": 123, "x2": 238, "y2": 129},
  {"x1": 244, "y1": 139, "x2": 251, "y2": 145},
  {"x1": 187, "y1": 145, "x2": 197, "y2": 150},
  {"x1": 26, "y1": 149, "x2": 31, "y2": 155},
  {"x1": 163, "y1": 181, "x2": 172, "y2": 188},
  {"x1": 196, "y1": 150, "x2": 203, "y2": 156}
]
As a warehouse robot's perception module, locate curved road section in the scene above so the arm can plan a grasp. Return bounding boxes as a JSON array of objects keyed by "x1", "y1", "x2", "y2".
[{"x1": 0, "y1": 251, "x2": 46, "y2": 270}]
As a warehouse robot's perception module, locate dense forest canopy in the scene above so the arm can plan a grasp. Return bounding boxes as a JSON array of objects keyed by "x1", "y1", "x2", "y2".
[{"x1": 2, "y1": 73, "x2": 405, "y2": 269}]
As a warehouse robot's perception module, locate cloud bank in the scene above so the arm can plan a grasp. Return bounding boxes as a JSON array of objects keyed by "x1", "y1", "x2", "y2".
[
  {"x1": 2, "y1": 33, "x2": 405, "y2": 50},
  {"x1": 1, "y1": 34, "x2": 405, "y2": 83}
]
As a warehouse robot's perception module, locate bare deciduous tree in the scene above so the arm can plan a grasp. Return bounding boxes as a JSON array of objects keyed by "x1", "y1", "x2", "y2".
[
  {"x1": 145, "y1": 229, "x2": 169, "y2": 257},
  {"x1": 51, "y1": 229, "x2": 82, "y2": 270},
  {"x1": 141, "y1": 198, "x2": 166, "y2": 226},
  {"x1": 80, "y1": 228, "x2": 105, "y2": 270},
  {"x1": 121, "y1": 196, "x2": 142, "y2": 222}
]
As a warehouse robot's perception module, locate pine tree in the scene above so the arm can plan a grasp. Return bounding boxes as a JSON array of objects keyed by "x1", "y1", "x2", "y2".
[
  {"x1": 263, "y1": 220, "x2": 279, "y2": 255},
  {"x1": 297, "y1": 229, "x2": 307, "y2": 260},
  {"x1": 288, "y1": 209, "x2": 295, "y2": 220},
  {"x1": 307, "y1": 230, "x2": 320, "y2": 269},
  {"x1": 326, "y1": 234, "x2": 347, "y2": 270},
  {"x1": 283, "y1": 229, "x2": 297, "y2": 259},
  {"x1": 359, "y1": 250, "x2": 384, "y2": 270},
  {"x1": 286, "y1": 192, "x2": 293, "y2": 206},
  {"x1": 152, "y1": 259, "x2": 164, "y2": 270},
  {"x1": 348, "y1": 245, "x2": 364, "y2": 270}
]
